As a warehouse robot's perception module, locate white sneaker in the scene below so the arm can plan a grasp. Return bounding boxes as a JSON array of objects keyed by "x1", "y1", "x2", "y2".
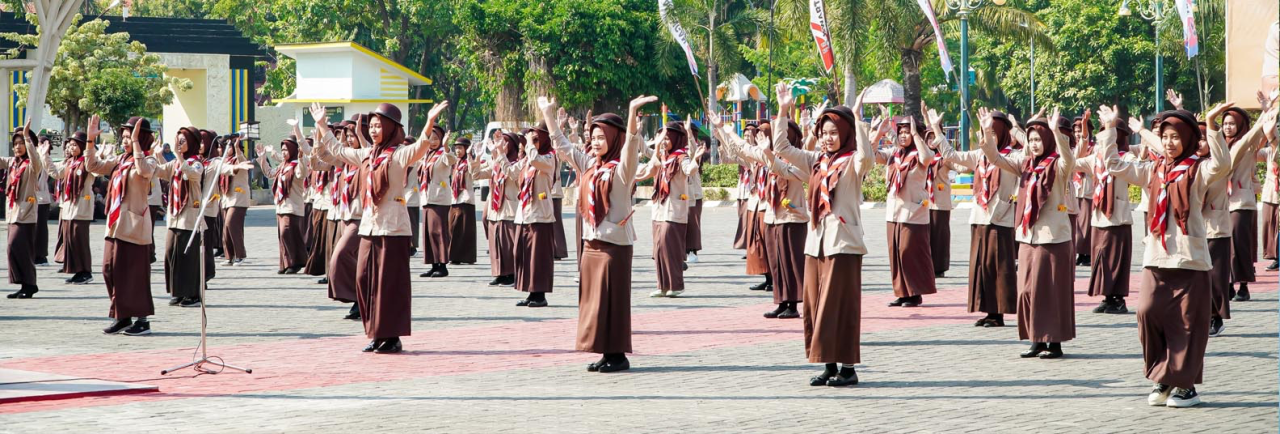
[
  {"x1": 1166, "y1": 387, "x2": 1202, "y2": 408},
  {"x1": 667, "y1": 290, "x2": 684, "y2": 298},
  {"x1": 649, "y1": 290, "x2": 667, "y2": 298},
  {"x1": 687, "y1": 252, "x2": 699, "y2": 263},
  {"x1": 1147, "y1": 383, "x2": 1172, "y2": 406}
]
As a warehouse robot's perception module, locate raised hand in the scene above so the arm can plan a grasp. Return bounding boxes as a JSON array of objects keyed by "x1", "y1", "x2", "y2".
[
  {"x1": 428, "y1": 101, "x2": 450, "y2": 122},
  {"x1": 1166, "y1": 89, "x2": 1185, "y2": 110},
  {"x1": 926, "y1": 108, "x2": 943, "y2": 127},
  {"x1": 567, "y1": 116, "x2": 580, "y2": 132},
  {"x1": 1128, "y1": 116, "x2": 1144, "y2": 133},
  {"x1": 775, "y1": 82, "x2": 795, "y2": 113},
  {"x1": 557, "y1": 106, "x2": 568, "y2": 128},
  {"x1": 978, "y1": 107, "x2": 995, "y2": 131},
  {"x1": 1097, "y1": 105, "x2": 1119, "y2": 128},
  {"x1": 1028, "y1": 107, "x2": 1046, "y2": 122},
  {"x1": 86, "y1": 115, "x2": 101, "y2": 144},
  {"x1": 1048, "y1": 107, "x2": 1062, "y2": 132},
  {"x1": 799, "y1": 108, "x2": 812, "y2": 127},
  {"x1": 1205, "y1": 101, "x2": 1234, "y2": 130},
  {"x1": 851, "y1": 88, "x2": 869, "y2": 116},
  {"x1": 254, "y1": 143, "x2": 266, "y2": 156},
  {"x1": 537, "y1": 96, "x2": 557, "y2": 119},
  {"x1": 629, "y1": 95, "x2": 658, "y2": 113},
  {"x1": 309, "y1": 102, "x2": 327, "y2": 124}
]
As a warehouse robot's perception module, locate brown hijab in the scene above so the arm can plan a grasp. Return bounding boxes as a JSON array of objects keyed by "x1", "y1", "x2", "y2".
[
  {"x1": 367, "y1": 105, "x2": 406, "y2": 207},
  {"x1": 1223, "y1": 107, "x2": 1251, "y2": 148},
  {"x1": 808, "y1": 106, "x2": 859, "y2": 226},
  {"x1": 1017, "y1": 122, "x2": 1061, "y2": 233},
  {"x1": 1147, "y1": 111, "x2": 1202, "y2": 243},
  {"x1": 581, "y1": 113, "x2": 626, "y2": 228},
  {"x1": 653, "y1": 123, "x2": 688, "y2": 203},
  {"x1": 975, "y1": 112, "x2": 1012, "y2": 209}
]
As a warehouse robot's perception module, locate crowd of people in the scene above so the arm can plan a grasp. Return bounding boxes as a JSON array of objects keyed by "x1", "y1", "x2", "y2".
[{"x1": 2, "y1": 78, "x2": 1277, "y2": 408}]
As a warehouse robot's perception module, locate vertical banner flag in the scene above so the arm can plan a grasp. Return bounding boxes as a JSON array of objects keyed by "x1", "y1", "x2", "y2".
[
  {"x1": 1174, "y1": 0, "x2": 1199, "y2": 58},
  {"x1": 809, "y1": 0, "x2": 836, "y2": 73},
  {"x1": 659, "y1": 0, "x2": 699, "y2": 76},
  {"x1": 916, "y1": 0, "x2": 954, "y2": 81}
]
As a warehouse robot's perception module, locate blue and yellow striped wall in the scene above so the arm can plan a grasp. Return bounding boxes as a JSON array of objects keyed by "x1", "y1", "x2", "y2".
[
  {"x1": 229, "y1": 68, "x2": 251, "y2": 133},
  {"x1": 10, "y1": 71, "x2": 26, "y2": 131}
]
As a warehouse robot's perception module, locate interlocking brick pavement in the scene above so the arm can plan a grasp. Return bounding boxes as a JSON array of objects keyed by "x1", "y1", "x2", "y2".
[{"x1": 0, "y1": 205, "x2": 1275, "y2": 432}]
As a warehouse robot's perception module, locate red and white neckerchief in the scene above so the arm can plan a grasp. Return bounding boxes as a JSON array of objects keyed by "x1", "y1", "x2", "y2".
[
  {"x1": 739, "y1": 165, "x2": 751, "y2": 192},
  {"x1": 335, "y1": 163, "x2": 358, "y2": 213},
  {"x1": 1149, "y1": 155, "x2": 1200, "y2": 251},
  {"x1": 6, "y1": 157, "x2": 29, "y2": 210},
  {"x1": 1019, "y1": 153, "x2": 1060, "y2": 236},
  {"x1": 655, "y1": 148, "x2": 688, "y2": 203},
  {"x1": 975, "y1": 147, "x2": 1013, "y2": 210},
  {"x1": 363, "y1": 147, "x2": 397, "y2": 209},
  {"x1": 924, "y1": 151, "x2": 945, "y2": 203},
  {"x1": 219, "y1": 155, "x2": 236, "y2": 194},
  {"x1": 491, "y1": 159, "x2": 509, "y2": 213},
  {"x1": 753, "y1": 164, "x2": 767, "y2": 200},
  {"x1": 170, "y1": 157, "x2": 202, "y2": 215},
  {"x1": 274, "y1": 160, "x2": 299, "y2": 204},
  {"x1": 451, "y1": 159, "x2": 469, "y2": 200},
  {"x1": 810, "y1": 149, "x2": 855, "y2": 228},
  {"x1": 1092, "y1": 152, "x2": 1125, "y2": 207},
  {"x1": 106, "y1": 156, "x2": 135, "y2": 229},
  {"x1": 587, "y1": 160, "x2": 618, "y2": 227},
  {"x1": 58, "y1": 156, "x2": 86, "y2": 202},
  {"x1": 421, "y1": 147, "x2": 446, "y2": 192},
  {"x1": 886, "y1": 147, "x2": 918, "y2": 195},
  {"x1": 1271, "y1": 162, "x2": 1279, "y2": 195},
  {"x1": 518, "y1": 158, "x2": 540, "y2": 209}
]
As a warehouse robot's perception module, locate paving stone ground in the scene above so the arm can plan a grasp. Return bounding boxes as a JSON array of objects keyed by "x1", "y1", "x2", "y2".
[{"x1": 0, "y1": 204, "x2": 1275, "y2": 432}]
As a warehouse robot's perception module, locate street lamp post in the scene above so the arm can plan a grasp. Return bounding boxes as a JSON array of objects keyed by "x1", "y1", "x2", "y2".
[
  {"x1": 1119, "y1": 0, "x2": 1170, "y2": 112},
  {"x1": 1020, "y1": 19, "x2": 1034, "y2": 114},
  {"x1": 946, "y1": 0, "x2": 1005, "y2": 151}
]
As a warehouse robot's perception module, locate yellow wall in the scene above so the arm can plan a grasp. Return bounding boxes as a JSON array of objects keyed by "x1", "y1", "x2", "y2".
[
  {"x1": 1226, "y1": 2, "x2": 1278, "y2": 110},
  {"x1": 163, "y1": 68, "x2": 208, "y2": 145}
]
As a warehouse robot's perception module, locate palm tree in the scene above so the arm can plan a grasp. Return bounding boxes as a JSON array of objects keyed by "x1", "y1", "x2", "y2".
[{"x1": 655, "y1": 0, "x2": 766, "y2": 113}]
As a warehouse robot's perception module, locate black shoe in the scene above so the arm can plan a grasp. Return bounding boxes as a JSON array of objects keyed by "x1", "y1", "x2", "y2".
[
  {"x1": 1166, "y1": 387, "x2": 1202, "y2": 408},
  {"x1": 284, "y1": 267, "x2": 301, "y2": 274},
  {"x1": 587, "y1": 356, "x2": 607, "y2": 372},
  {"x1": 375, "y1": 338, "x2": 402, "y2": 354},
  {"x1": 1104, "y1": 299, "x2": 1129, "y2": 314},
  {"x1": 168, "y1": 297, "x2": 183, "y2": 306},
  {"x1": 777, "y1": 305, "x2": 800, "y2": 319},
  {"x1": 70, "y1": 272, "x2": 93, "y2": 284},
  {"x1": 974, "y1": 318, "x2": 990, "y2": 327},
  {"x1": 103, "y1": 318, "x2": 132, "y2": 334},
  {"x1": 827, "y1": 367, "x2": 858, "y2": 387},
  {"x1": 122, "y1": 321, "x2": 151, "y2": 336},
  {"x1": 1038, "y1": 343, "x2": 1063, "y2": 359},
  {"x1": 764, "y1": 304, "x2": 786, "y2": 318},
  {"x1": 1092, "y1": 299, "x2": 1111, "y2": 313},
  {"x1": 277, "y1": 269, "x2": 287, "y2": 275},
  {"x1": 225, "y1": 260, "x2": 235, "y2": 266},
  {"x1": 516, "y1": 299, "x2": 532, "y2": 307},
  {"x1": 409, "y1": 249, "x2": 417, "y2": 257},
  {"x1": 749, "y1": 281, "x2": 770, "y2": 291},
  {"x1": 1209, "y1": 317, "x2": 1225, "y2": 337},
  {"x1": 598, "y1": 357, "x2": 630, "y2": 373},
  {"x1": 527, "y1": 300, "x2": 548, "y2": 308},
  {"x1": 432, "y1": 265, "x2": 448, "y2": 278},
  {"x1": 983, "y1": 316, "x2": 1005, "y2": 327},
  {"x1": 489, "y1": 277, "x2": 503, "y2": 286},
  {"x1": 362, "y1": 339, "x2": 381, "y2": 352},
  {"x1": 901, "y1": 295, "x2": 922, "y2": 307},
  {"x1": 235, "y1": 258, "x2": 244, "y2": 264},
  {"x1": 888, "y1": 297, "x2": 907, "y2": 307},
  {"x1": 1234, "y1": 286, "x2": 1251, "y2": 302},
  {"x1": 344, "y1": 304, "x2": 361, "y2": 320},
  {"x1": 179, "y1": 298, "x2": 202, "y2": 308},
  {"x1": 934, "y1": 271, "x2": 945, "y2": 278},
  {"x1": 420, "y1": 271, "x2": 435, "y2": 278},
  {"x1": 681, "y1": 262, "x2": 688, "y2": 271},
  {"x1": 810, "y1": 368, "x2": 836, "y2": 386},
  {"x1": 1268, "y1": 260, "x2": 1279, "y2": 271},
  {"x1": 500, "y1": 275, "x2": 515, "y2": 286},
  {"x1": 1020, "y1": 342, "x2": 1047, "y2": 358},
  {"x1": 34, "y1": 259, "x2": 48, "y2": 266},
  {"x1": 318, "y1": 278, "x2": 329, "y2": 284}
]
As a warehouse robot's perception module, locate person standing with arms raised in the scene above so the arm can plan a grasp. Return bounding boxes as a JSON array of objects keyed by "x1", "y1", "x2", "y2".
[
  {"x1": 416, "y1": 123, "x2": 457, "y2": 278},
  {"x1": 4, "y1": 124, "x2": 42, "y2": 299},
  {"x1": 44, "y1": 131, "x2": 94, "y2": 285}
]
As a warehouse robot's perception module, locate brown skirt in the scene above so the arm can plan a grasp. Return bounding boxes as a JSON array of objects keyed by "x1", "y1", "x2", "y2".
[
  {"x1": 552, "y1": 198, "x2": 569, "y2": 259},
  {"x1": 745, "y1": 210, "x2": 769, "y2": 275},
  {"x1": 222, "y1": 206, "x2": 247, "y2": 260},
  {"x1": 1073, "y1": 199, "x2": 1092, "y2": 254},
  {"x1": 767, "y1": 223, "x2": 805, "y2": 304},
  {"x1": 356, "y1": 235, "x2": 412, "y2": 339},
  {"x1": 8, "y1": 223, "x2": 36, "y2": 285},
  {"x1": 803, "y1": 254, "x2": 862, "y2": 364},
  {"x1": 209, "y1": 209, "x2": 223, "y2": 251},
  {"x1": 304, "y1": 211, "x2": 330, "y2": 276},
  {"x1": 103, "y1": 238, "x2": 154, "y2": 319},
  {"x1": 301, "y1": 203, "x2": 312, "y2": 246},
  {"x1": 420, "y1": 205, "x2": 451, "y2": 264},
  {"x1": 488, "y1": 220, "x2": 517, "y2": 276},
  {"x1": 164, "y1": 229, "x2": 205, "y2": 299},
  {"x1": 1263, "y1": 203, "x2": 1278, "y2": 260},
  {"x1": 574, "y1": 212, "x2": 584, "y2": 263},
  {"x1": 408, "y1": 205, "x2": 420, "y2": 250},
  {"x1": 328, "y1": 221, "x2": 361, "y2": 303},
  {"x1": 1229, "y1": 210, "x2": 1256, "y2": 284},
  {"x1": 35, "y1": 203, "x2": 48, "y2": 261},
  {"x1": 733, "y1": 199, "x2": 748, "y2": 250},
  {"x1": 448, "y1": 203, "x2": 477, "y2": 264},
  {"x1": 1207, "y1": 238, "x2": 1231, "y2": 320},
  {"x1": 201, "y1": 217, "x2": 218, "y2": 280},
  {"x1": 1138, "y1": 268, "x2": 1210, "y2": 389},
  {"x1": 685, "y1": 199, "x2": 703, "y2": 252},
  {"x1": 887, "y1": 222, "x2": 937, "y2": 297},
  {"x1": 54, "y1": 218, "x2": 64, "y2": 263},
  {"x1": 58, "y1": 219, "x2": 92, "y2": 274},
  {"x1": 1016, "y1": 242, "x2": 1076, "y2": 343},
  {"x1": 929, "y1": 210, "x2": 951, "y2": 273},
  {"x1": 653, "y1": 221, "x2": 687, "y2": 291},
  {"x1": 277, "y1": 214, "x2": 306, "y2": 270},
  {"x1": 515, "y1": 222, "x2": 555, "y2": 293},
  {"x1": 968, "y1": 225, "x2": 1018, "y2": 314},
  {"x1": 577, "y1": 240, "x2": 633, "y2": 354},
  {"x1": 1087, "y1": 225, "x2": 1132, "y2": 297}
]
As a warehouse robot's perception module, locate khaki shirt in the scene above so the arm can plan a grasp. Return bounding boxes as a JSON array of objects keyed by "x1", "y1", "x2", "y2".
[
  {"x1": 734, "y1": 135, "x2": 809, "y2": 224},
  {"x1": 155, "y1": 158, "x2": 206, "y2": 231},
  {"x1": 262, "y1": 155, "x2": 309, "y2": 217},
  {"x1": 85, "y1": 151, "x2": 156, "y2": 245},
  {"x1": 201, "y1": 157, "x2": 222, "y2": 218},
  {"x1": 513, "y1": 153, "x2": 557, "y2": 224},
  {"x1": 554, "y1": 131, "x2": 639, "y2": 246},
  {"x1": 474, "y1": 158, "x2": 520, "y2": 222},
  {"x1": 876, "y1": 138, "x2": 936, "y2": 225},
  {"x1": 1262, "y1": 146, "x2": 1279, "y2": 205},
  {"x1": 451, "y1": 159, "x2": 476, "y2": 205},
  {"x1": 773, "y1": 119, "x2": 874, "y2": 257},
  {"x1": 418, "y1": 147, "x2": 459, "y2": 206},
  {"x1": 218, "y1": 155, "x2": 252, "y2": 209},
  {"x1": 982, "y1": 129, "x2": 1075, "y2": 245},
  {"x1": 43, "y1": 154, "x2": 93, "y2": 221},
  {"x1": 1, "y1": 154, "x2": 44, "y2": 224},
  {"x1": 941, "y1": 145, "x2": 1018, "y2": 228},
  {"x1": 1077, "y1": 129, "x2": 1141, "y2": 227},
  {"x1": 1226, "y1": 123, "x2": 1269, "y2": 211},
  {"x1": 638, "y1": 151, "x2": 695, "y2": 224}
]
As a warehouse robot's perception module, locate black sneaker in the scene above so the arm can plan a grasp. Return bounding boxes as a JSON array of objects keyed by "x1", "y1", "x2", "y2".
[
  {"x1": 1104, "y1": 299, "x2": 1129, "y2": 314},
  {"x1": 1268, "y1": 260, "x2": 1279, "y2": 271},
  {"x1": 1233, "y1": 286, "x2": 1251, "y2": 302},
  {"x1": 317, "y1": 278, "x2": 328, "y2": 284},
  {"x1": 123, "y1": 321, "x2": 152, "y2": 336},
  {"x1": 235, "y1": 258, "x2": 244, "y2": 264},
  {"x1": 489, "y1": 277, "x2": 503, "y2": 286},
  {"x1": 1148, "y1": 383, "x2": 1172, "y2": 406},
  {"x1": 180, "y1": 298, "x2": 202, "y2": 308},
  {"x1": 901, "y1": 295, "x2": 922, "y2": 307},
  {"x1": 168, "y1": 297, "x2": 183, "y2": 306},
  {"x1": 122, "y1": 321, "x2": 151, "y2": 337},
  {"x1": 1092, "y1": 299, "x2": 1111, "y2": 313},
  {"x1": 1208, "y1": 317, "x2": 1224, "y2": 337},
  {"x1": 748, "y1": 281, "x2": 770, "y2": 291},
  {"x1": 70, "y1": 272, "x2": 93, "y2": 284},
  {"x1": 103, "y1": 318, "x2": 132, "y2": 334},
  {"x1": 1166, "y1": 387, "x2": 1201, "y2": 408}
]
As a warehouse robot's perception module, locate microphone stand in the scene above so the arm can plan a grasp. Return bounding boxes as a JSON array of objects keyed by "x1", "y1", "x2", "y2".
[{"x1": 162, "y1": 149, "x2": 252, "y2": 375}]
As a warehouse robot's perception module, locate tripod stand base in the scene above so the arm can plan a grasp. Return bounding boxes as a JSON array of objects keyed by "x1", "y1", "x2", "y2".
[{"x1": 161, "y1": 357, "x2": 252, "y2": 375}]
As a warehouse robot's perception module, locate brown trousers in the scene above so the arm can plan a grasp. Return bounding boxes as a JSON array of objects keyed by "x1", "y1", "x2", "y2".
[
  {"x1": 222, "y1": 207, "x2": 247, "y2": 260},
  {"x1": 421, "y1": 204, "x2": 451, "y2": 264},
  {"x1": 1087, "y1": 225, "x2": 1132, "y2": 297},
  {"x1": 968, "y1": 224, "x2": 1018, "y2": 314},
  {"x1": 1207, "y1": 238, "x2": 1232, "y2": 320},
  {"x1": 1229, "y1": 210, "x2": 1256, "y2": 284},
  {"x1": 8, "y1": 223, "x2": 36, "y2": 285},
  {"x1": 887, "y1": 222, "x2": 937, "y2": 297},
  {"x1": 328, "y1": 220, "x2": 361, "y2": 303},
  {"x1": 652, "y1": 221, "x2": 687, "y2": 292}
]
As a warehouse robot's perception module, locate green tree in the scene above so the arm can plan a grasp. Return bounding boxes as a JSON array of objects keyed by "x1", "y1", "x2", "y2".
[{"x1": 0, "y1": 17, "x2": 191, "y2": 133}]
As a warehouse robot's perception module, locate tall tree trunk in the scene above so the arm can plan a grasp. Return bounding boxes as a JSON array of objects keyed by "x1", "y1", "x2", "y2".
[
  {"x1": 901, "y1": 48, "x2": 924, "y2": 123},
  {"x1": 841, "y1": 61, "x2": 857, "y2": 107}
]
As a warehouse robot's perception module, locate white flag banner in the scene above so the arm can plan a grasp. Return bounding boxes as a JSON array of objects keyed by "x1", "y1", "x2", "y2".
[
  {"x1": 1174, "y1": 0, "x2": 1199, "y2": 59},
  {"x1": 808, "y1": 0, "x2": 836, "y2": 73},
  {"x1": 659, "y1": 0, "x2": 699, "y2": 76},
  {"x1": 916, "y1": 0, "x2": 953, "y2": 81}
]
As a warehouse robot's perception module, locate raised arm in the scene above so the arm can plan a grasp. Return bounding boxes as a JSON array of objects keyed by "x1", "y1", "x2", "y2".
[
  {"x1": 1199, "y1": 102, "x2": 1236, "y2": 184},
  {"x1": 621, "y1": 95, "x2": 657, "y2": 184},
  {"x1": 1050, "y1": 108, "x2": 1076, "y2": 176},
  {"x1": 403, "y1": 101, "x2": 451, "y2": 165},
  {"x1": 537, "y1": 96, "x2": 592, "y2": 174},
  {"x1": 976, "y1": 107, "x2": 1024, "y2": 176},
  {"x1": 768, "y1": 82, "x2": 818, "y2": 171}
]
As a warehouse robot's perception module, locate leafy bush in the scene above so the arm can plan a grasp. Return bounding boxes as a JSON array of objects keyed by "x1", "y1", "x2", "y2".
[
  {"x1": 703, "y1": 188, "x2": 729, "y2": 201},
  {"x1": 701, "y1": 163, "x2": 740, "y2": 188},
  {"x1": 1129, "y1": 185, "x2": 1142, "y2": 204},
  {"x1": 863, "y1": 165, "x2": 887, "y2": 203}
]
